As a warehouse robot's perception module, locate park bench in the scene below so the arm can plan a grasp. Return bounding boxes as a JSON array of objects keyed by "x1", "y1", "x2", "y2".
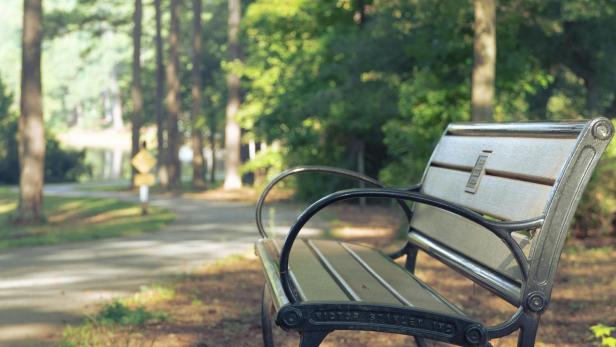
[{"x1": 254, "y1": 117, "x2": 614, "y2": 347}]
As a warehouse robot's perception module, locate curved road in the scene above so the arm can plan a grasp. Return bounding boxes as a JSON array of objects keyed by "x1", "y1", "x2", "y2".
[{"x1": 0, "y1": 184, "x2": 300, "y2": 346}]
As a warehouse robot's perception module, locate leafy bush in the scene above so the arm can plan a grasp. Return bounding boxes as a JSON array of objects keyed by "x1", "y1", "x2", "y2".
[
  {"x1": 0, "y1": 76, "x2": 89, "y2": 184},
  {"x1": 97, "y1": 301, "x2": 167, "y2": 326},
  {"x1": 44, "y1": 138, "x2": 90, "y2": 183},
  {"x1": 240, "y1": 144, "x2": 285, "y2": 188}
]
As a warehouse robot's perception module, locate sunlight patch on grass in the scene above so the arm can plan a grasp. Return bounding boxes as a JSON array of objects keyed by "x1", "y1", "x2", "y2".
[
  {"x1": 121, "y1": 285, "x2": 176, "y2": 306},
  {"x1": 0, "y1": 200, "x2": 17, "y2": 214},
  {"x1": 82, "y1": 207, "x2": 143, "y2": 224},
  {"x1": 0, "y1": 187, "x2": 175, "y2": 249}
]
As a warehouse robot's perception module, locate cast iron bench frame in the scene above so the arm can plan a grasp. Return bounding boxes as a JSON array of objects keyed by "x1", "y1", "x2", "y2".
[{"x1": 255, "y1": 118, "x2": 614, "y2": 347}]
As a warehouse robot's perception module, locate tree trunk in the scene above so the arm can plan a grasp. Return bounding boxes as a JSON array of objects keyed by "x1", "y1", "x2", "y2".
[
  {"x1": 253, "y1": 141, "x2": 267, "y2": 187},
  {"x1": 191, "y1": 0, "x2": 207, "y2": 188},
  {"x1": 223, "y1": 0, "x2": 242, "y2": 190},
  {"x1": 109, "y1": 66, "x2": 124, "y2": 130},
  {"x1": 154, "y1": 0, "x2": 168, "y2": 187},
  {"x1": 471, "y1": 0, "x2": 496, "y2": 122},
  {"x1": 71, "y1": 103, "x2": 82, "y2": 127},
  {"x1": 354, "y1": 0, "x2": 365, "y2": 26},
  {"x1": 585, "y1": 76, "x2": 601, "y2": 116},
  {"x1": 166, "y1": 0, "x2": 182, "y2": 192},
  {"x1": 16, "y1": 0, "x2": 45, "y2": 224},
  {"x1": 131, "y1": 0, "x2": 144, "y2": 188},
  {"x1": 210, "y1": 115, "x2": 217, "y2": 184},
  {"x1": 357, "y1": 140, "x2": 366, "y2": 207}
]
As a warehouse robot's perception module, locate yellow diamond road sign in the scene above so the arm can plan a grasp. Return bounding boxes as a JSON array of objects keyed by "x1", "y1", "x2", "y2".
[
  {"x1": 131, "y1": 149, "x2": 156, "y2": 174},
  {"x1": 134, "y1": 173, "x2": 156, "y2": 186}
]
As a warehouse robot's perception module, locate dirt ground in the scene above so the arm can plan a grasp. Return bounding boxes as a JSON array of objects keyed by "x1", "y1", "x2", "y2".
[{"x1": 68, "y1": 227, "x2": 615, "y2": 347}]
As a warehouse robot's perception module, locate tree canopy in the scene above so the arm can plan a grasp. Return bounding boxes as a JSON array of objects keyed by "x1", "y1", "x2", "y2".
[{"x1": 1, "y1": 0, "x2": 614, "y2": 233}]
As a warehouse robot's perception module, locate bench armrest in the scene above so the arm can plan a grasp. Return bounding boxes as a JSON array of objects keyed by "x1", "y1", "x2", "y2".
[
  {"x1": 255, "y1": 166, "x2": 416, "y2": 238},
  {"x1": 279, "y1": 187, "x2": 545, "y2": 304}
]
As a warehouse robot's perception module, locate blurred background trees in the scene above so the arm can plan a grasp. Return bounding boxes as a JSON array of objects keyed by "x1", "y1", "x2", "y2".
[{"x1": 0, "y1": 0, "x2": 614, "y2": 235}]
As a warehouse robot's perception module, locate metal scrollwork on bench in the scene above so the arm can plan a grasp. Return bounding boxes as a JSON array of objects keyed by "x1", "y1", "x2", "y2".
[
  {"x1": 277, "y1": 303, "x2": 488, "y2": 346},
  {"x1": 309, "y1": 309, "x2": 456, "y2": 336}
]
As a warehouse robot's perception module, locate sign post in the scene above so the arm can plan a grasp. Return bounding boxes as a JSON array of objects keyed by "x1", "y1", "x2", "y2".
[{"x1": 131, "y1": 141, "x2": 157, "y2": 215}]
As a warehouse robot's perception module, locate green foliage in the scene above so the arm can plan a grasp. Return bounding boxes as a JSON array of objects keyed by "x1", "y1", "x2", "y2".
[
  {"x1": 382, "y1": 70, "x2": 470, "y2": 185},
  {"x1": 574, "y1": 120, "x2": 616, "y2": 237},
  {"x1": 45, "y1": 139, "x2": 90, "y2": 183},
  {"x1": 0, "y1": 76, "x2": 89, "y2": 184},
  {"x1": 591, "y1": 323, "x2": 616, "y2": 347},
  {"x1": 240, "y1": 148, "x2": 283, "y2": 174},
  {"x1": 122, "y1": 285, "x2": 176, "y2": 306},
  {"x1": 3, "y1": 1, "x2": 616, "y2": 236},
  {"x1": 60, "y1": 301, "x2": 167, "y2": 347},
  {"x1": 0, "y1": 76, "x2": 19, "y2": 184},
  {"x1": 97, "y1": 301, "x2": 167, "y2": 326},
  {"x1": 240, "y1": 145, "x2": 285, "y2": 187},
  {"x1": 239, "y1": 0, "x2": 616, "y2": 234},
  {"x1": 59, "y1": 283, "x2": 175, "y2": 347},
  {"x1": 0, "y1": 75, "x2": 11, "y2": 116},
  {"x1": 243, "y1": 0, "x2": 399, "y2": 197}
]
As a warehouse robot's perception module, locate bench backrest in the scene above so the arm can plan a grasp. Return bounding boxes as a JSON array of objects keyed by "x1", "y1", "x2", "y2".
[{"x1": 408, "y1": 118, "x2": 614, "y2": 306}]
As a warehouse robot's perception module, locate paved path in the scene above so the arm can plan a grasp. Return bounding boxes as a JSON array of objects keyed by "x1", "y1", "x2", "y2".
[{"x1": 0, "y1": 184, "x2": 300, "y2": 346}]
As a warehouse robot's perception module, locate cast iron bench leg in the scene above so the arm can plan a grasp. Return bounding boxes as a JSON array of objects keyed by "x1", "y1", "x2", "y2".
[
  {"x1": 414, "y1": 336, "x2": 428, "y2": 347},
  {"x1": 299, "y1": 331, "x2": 329, "y2": 347},
  {"x1": 517, "y1": 314, "x2": 540, "y2": 347},
  {"x1": 261, "y1": 285, "x2": 274, "y2": 347}
]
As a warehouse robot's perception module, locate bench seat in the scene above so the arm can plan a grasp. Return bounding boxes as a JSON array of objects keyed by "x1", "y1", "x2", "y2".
[{"x1": 257, "y1": 238, "x2": 487, "y2": 345}]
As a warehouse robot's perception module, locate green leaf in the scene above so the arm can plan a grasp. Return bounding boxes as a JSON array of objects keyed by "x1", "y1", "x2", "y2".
[
  {"x1": 591, "y1": 324, "x2": 616, "y2": 338},
  {"x1": 603, "y1": 336, "x2": 616, "y2": 347}
]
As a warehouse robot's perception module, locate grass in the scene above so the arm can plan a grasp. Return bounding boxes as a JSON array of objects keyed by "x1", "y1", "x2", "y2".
[
  {"x1": 59, "y1": 285, "x2": 173, "y2": 347},
  {"x1": 76, "y1": 180, "x2": 270, "y2": 204},
  {"x1": 76, "y1": 183, "x2": 130, "y2": 193},
  {"x1": 0, "y1": 188, "x2": 175, "y2": 249},
  {"x1": 77, "y1": 180, "x2": 220, "y2": 195}
]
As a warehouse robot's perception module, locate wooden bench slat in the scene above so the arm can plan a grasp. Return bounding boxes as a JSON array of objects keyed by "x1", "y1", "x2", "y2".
[
  {"x1": 343, "y1": 243, "x2": 467, "y2": 318},
  {"x1": 431, "y1": 136, "x2": 577, "y2": 183},
  {"x1": 422, "y1": 166, "x2": 552, "y2": 221},
  {"x1": 410, "y1": 204, "x2": 531, "y2": 282},
  {"x1": 308, "y1": 240, "x2": 402, "y2": 305},
  {"x1": 285, "y1": 239, "x2": 350, "y2": 302}
]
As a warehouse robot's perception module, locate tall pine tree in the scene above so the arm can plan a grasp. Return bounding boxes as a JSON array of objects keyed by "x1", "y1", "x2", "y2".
[
  {"x1": 191, "y1": 0, "x2": 207, "y2": 187},
  {"x1": 16, "y1": 0, "x2": 45, "y2": 224},
  {"x1": 166, "y1": 0, "x2": 182, "y2": 191},
  {"x1": 223, "y1": 0, "x2": 242, "y2": 189}
]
